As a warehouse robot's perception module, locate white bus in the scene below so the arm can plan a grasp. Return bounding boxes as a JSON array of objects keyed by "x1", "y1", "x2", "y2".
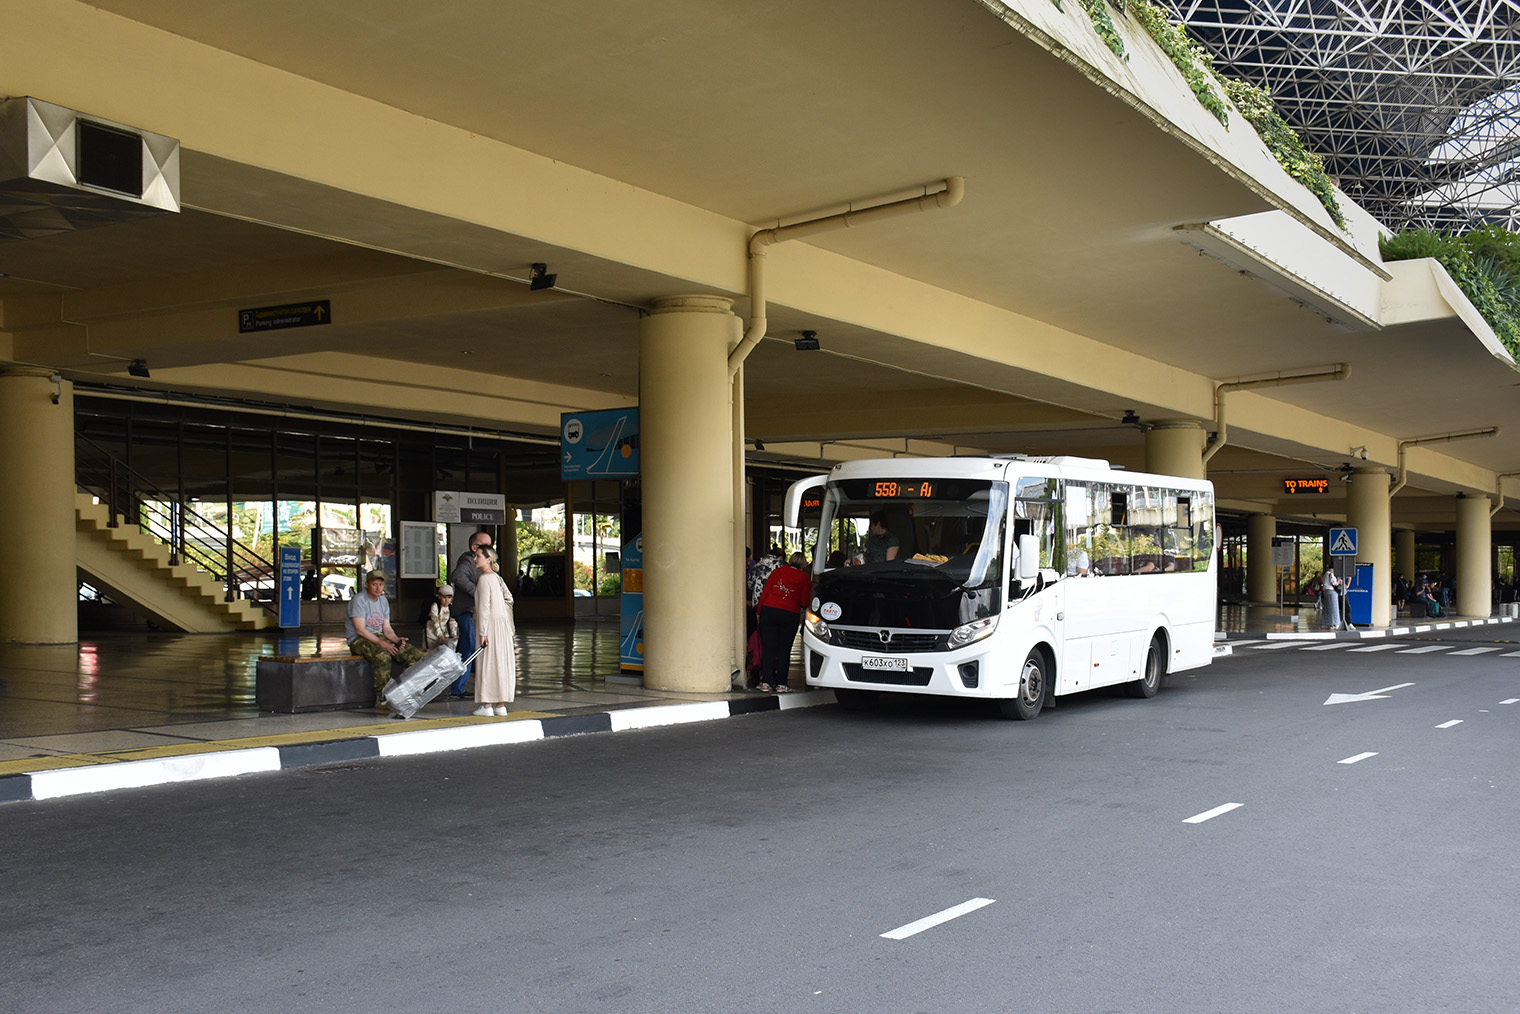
[{"x1": 783, "y1": 455, "x2": 1216, "y2": 719}]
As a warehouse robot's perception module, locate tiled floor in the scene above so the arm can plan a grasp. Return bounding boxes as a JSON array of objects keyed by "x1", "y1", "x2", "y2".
[{"x1": 0, "y1": 618, "x2": 773, "y2": 762}]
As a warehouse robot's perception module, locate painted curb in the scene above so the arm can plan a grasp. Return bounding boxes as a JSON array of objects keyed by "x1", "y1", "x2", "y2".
[{"x1": 3, "y1": 692, "x2": 837, "y2": 805}]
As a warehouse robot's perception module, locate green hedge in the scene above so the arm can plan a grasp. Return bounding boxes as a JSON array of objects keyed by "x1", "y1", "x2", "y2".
[{"x1": 1381, "y1": 228, "x2": 1520, "y2": 359}]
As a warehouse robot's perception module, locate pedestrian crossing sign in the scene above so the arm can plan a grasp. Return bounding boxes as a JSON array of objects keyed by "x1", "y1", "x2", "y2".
[{"x1": 1329, "y1": 527, "x2": 1358, "y2": 556}]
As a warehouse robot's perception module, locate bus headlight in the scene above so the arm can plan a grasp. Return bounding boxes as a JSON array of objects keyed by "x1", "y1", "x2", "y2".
[
  {"x1": 803, "y1": 609, "x2": 830, "y2": 640},
  {"x1": 948, "y1": 616, "x2": 998, "y2": 648}
]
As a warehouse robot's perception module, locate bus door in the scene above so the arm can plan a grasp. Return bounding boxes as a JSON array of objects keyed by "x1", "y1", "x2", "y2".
[{"x1": 1011, "y1": 479, "x2": 1066, "y2": 677}]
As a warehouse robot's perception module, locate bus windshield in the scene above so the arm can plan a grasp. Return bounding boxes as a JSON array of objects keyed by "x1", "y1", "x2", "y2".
[{"x1": 813, "y1": 478, "x2": 1007, "y2": 590}]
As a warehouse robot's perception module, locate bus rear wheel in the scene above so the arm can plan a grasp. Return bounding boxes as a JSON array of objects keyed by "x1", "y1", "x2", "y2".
[
  {"x1": 999, "y1": 650, "x2": 1045, "y2": 721},
  {"x1": 1125, "y1": 635, "x2": 1164, "y2": 699}
]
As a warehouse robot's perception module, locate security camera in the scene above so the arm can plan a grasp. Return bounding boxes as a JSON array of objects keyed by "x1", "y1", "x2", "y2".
[
  {"x1": 1350, "y1": 444, "x2": 1368, "y2": 460},
  {"x1": 49, "y1": 372, "x2": 61, "y2": 405}
]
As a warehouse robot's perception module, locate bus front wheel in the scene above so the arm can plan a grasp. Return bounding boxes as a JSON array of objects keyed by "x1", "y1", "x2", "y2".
[
  {"x1": 1125, "y1": 636, "x2": 1164, "y2": 699},
  {"x1": 999, "y1": 650, "x2": 1046, "y2": 721}
]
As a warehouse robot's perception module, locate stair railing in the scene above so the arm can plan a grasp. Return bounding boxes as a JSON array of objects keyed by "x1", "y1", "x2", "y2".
[{"x1": 75, "y1": 435, "x2": 278, "y2": 617}]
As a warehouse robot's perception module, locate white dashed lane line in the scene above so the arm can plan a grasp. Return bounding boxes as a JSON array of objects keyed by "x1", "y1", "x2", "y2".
[
  {"x1": 880, "y1": 898, "x2": 996, "y2": 941},
  {"x1": 1183, "y1": 802, "x2": 1244, "y2": 824},
  {"x1": 1303, "y1": 643, "x2": 1353, "y2": 651},
  {"x1": 1338, "y1": 752, "x2": 1378, "y2": 765},
  {"x1": 1251, "y1": 642, "x2": 1311, "y2": 650},
  {"x1": 1397, "y1": 646, "x2": 1451, "y2": 654},
  {"x1": 1501, "y1": 699, "x2": 1519, "y2": 705},
  {"x1": 1348, "y1": 644, "x2": 1398, "y2": 652},
  {"x1": 1435, "y1": 720, "x2": 1464, "y2": 729},
  {"x1": 1450, "y1": 647, "x2": 1502, "y2": 656}
]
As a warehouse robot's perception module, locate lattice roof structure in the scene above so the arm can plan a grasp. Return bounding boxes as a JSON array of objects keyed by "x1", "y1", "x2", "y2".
[{"x1": 1156, "y1": 0, "x2": 1520, "y2": 232}]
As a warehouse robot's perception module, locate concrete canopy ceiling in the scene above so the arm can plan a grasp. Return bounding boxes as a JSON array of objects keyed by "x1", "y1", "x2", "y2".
[{"x1": 2, "y1": 0, "x2": 1518, "y2": 528}]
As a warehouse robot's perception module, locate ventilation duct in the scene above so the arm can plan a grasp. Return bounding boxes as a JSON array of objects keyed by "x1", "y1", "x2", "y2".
[{"x1": 0, "y1": 96, "x2": 178, "y2": 241}]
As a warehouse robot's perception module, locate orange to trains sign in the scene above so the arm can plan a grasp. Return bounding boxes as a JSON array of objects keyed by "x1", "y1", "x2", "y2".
[{"x1": 1283, "y1": 477, "x2": 1329, "y2": 494}]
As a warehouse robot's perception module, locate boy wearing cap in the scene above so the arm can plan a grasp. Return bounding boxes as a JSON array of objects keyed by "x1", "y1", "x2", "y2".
[
  {"x1": 346, "y1": 570, "x2": 425, "y2": 701},
  {"x1": 425, "y1": 584, "x2": 460, "y2": 652}
]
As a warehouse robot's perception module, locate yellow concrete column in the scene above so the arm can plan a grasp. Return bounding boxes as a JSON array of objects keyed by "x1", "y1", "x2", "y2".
[
  {"x1": 639, "y1": 295, "x2": 739, "y2": 691},
  {"x1": 1394, "y1": 529, "x2": 1417, "y2": 582},
  {"x1": 1347, "y1": 469, "x2": 1392, "y2": 627},
  {"x1": 0, "y1": 369, "x2": 77, "y2": 643},
  {"x1": 1456, "y1": 494, "x2": 1492, "y2": 618},
  {"x1": 1145, "y1": 421, "x2": 1206, "y2": 480},
  {"x1": 732, "y1": 364, "x2": 748, "y2": 687},
  {"x1": 1246, "y1": 514, "x2": 1276, "y2": 604}
]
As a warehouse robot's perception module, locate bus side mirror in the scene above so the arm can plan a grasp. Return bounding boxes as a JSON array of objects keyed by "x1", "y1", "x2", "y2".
[
  {"x1": 1016, "y1": 534, "x2": 1039, "y2": 582},
  {"x1": 783, "y1": 474, "x2": 828, "y2": 528}
]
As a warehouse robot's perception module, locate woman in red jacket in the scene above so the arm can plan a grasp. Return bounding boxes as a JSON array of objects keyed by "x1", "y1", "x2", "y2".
[{"x1": 757, "y1": 552, "x2": 811, "y2": 693}]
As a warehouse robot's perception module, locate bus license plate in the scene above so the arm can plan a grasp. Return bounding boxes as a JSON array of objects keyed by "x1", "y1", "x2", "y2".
[{"x1": 861, "y1": 655, "x2": 909, "y2": 672}]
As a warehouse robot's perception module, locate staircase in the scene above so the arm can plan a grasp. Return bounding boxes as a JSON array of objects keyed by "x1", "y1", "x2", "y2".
[
  {"x1": 74, "y1": 437, "x2": 276, "y2": 633},
  {"x1": 76, "y1": 494, "x2": 273, "y2": 632}
]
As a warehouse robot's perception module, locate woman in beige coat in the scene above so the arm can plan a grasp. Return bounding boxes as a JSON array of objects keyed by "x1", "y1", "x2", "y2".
[{"x1": 470, "y1": 544, "x2": 518, "y2": 716}]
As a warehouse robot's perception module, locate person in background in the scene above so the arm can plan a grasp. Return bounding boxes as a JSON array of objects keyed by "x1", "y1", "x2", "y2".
[
  {"x1": 446, "y1": 530, "x2": 493, "y2": 699},
  {"x1": 864, "y1": 512, "x2": 900, "y2": 562},
  {"x1": 470, "y1": 544, "x2": 518, "y2": 716},
  {"x1": 756, "y1": 552, "x2": 812, "y2": 693},
  {"x1": 346, "y1": 570, "x2": 425, "y2": 702},
  {"x1": 425, "y1": 584, "x2": 459, "y2": 652},
  {"x1": 1320, "y1": 565, "x2": 1344, "y2": 630}
]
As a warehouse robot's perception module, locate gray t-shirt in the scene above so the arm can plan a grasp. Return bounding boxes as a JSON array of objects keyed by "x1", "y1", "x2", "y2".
[{"x1": 346, "y1": 593, "x2": 390, "y2": 644}]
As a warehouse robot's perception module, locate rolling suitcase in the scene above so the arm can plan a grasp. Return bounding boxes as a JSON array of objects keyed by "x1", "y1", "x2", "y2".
[{"x1": 381, "y1": 644, "x2": 483, "y2": 719}]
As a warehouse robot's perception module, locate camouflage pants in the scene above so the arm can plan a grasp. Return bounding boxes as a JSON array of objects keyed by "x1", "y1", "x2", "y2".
[{"x1": 349, "y1": 638, "x2": 426, "y2": 695}]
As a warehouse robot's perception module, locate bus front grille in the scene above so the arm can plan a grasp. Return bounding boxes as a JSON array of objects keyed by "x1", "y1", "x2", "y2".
[{"x1": 835, "y1": 629, "x2": 943, "y2": 652}]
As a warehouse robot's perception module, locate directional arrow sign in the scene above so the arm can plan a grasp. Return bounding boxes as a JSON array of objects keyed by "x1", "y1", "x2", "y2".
[{"x1": 1323, "y1": 682, "x2": 1414, "y2": 706}]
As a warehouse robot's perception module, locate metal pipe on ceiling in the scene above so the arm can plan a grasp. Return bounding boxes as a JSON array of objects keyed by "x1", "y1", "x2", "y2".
[
  {"x1": 1201, "y1": 362, "x2": 1353, "y2": 465},
  {"x1": 727, "y1": 177, "x2": 965, "y2": 378},
  {"x1": 1388, "y1": 427, "x2": 1501, "y2": 498}
]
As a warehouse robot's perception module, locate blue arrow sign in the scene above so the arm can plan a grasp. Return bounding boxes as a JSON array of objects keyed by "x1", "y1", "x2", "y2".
[{"x1": 278, "y1": 546, "x2": 302, "y2": 628}]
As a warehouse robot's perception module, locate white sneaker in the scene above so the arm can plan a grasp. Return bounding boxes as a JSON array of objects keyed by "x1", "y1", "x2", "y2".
[
  {"x1": 493, "y1": 705, "x2": 509, "y2": 716},
  {"x1": 472, "y1": 705, "x2": 495, "y2": 717}
]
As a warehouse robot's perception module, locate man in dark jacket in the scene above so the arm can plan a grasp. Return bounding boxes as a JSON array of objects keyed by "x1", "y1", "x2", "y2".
[{"x1": 445, "y1": 530, "x2": 493, "y2": 697}]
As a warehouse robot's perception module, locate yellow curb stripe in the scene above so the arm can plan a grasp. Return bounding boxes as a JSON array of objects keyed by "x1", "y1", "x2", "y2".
[{"x1": 0, "y1": 754, "x2": 115, "y2": 775}]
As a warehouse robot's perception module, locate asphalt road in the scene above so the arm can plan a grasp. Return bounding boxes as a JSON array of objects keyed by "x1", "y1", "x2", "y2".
[{"x1": 5, "y1": 627, "x2": 1519, "y2": 1013}]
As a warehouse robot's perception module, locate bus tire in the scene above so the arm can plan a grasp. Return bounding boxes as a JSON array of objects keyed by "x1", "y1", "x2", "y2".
[
  {"x1": 999, "y1": 650, "x2": 1046, "y2": 721},
  {"x1": 834, "y1": 688, "x2": 876, "y2": 711},
  {"x1": 1125, "y1": 635, "x2": 1164, "y2": 699}
]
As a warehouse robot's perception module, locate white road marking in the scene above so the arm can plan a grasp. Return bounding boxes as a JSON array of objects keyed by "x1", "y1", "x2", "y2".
[
  {"x1": 881, "y1": 898, "x2": 996, "y2": 940},
  {"x1": 1501, "y1": 699, "x2": 1519, "y2": 705},
  {"x1": 1501, "y1": 652, "x2": 1520, "y2": 658},
  {"x1": 1435, "y1": 720, "x2": 1464, "y2": 729},
  {"x1": 1303, "y1": 643, "x2": 1352, "y2": 651},
  {"x1": 1451, "y1": 647, "x2": 1501, "y2": 656},
  {"x1": 1338, "y1": 752, "x2": 1378, "y2": 765},
  {"x1": 1183, "y1": 802, "x2": 1244, "y2": 824},
  {"x1": 1252, "y1": 641, "x2": 1311, "y2": 650},
  {"x1": 1348, "y1": 644, "x2": 1398, "y2": 652},
  {"x1": 1397, "y1": 646, "x2": 1450, "y2": 654},
  {"x1": 1323, "y1": 682, "x2": 1415, "y2": 705}
]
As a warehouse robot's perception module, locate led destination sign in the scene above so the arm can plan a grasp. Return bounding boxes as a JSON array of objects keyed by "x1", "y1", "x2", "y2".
[
  {"x1": 872, "y1": 481, "x2": 937, "y2": 499},
  {"x1": 1283, "y1": 477, "x2": 1330, "y2": 494}
]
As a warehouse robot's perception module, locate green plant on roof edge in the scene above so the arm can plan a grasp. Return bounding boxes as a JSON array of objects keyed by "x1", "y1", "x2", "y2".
[
  {"x1": 1380, "y1": 228, "x2": 1520, "y2": 360},
  {"x1": 1048, "y1": 0, "x2": 1344, "y2": 228}
]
